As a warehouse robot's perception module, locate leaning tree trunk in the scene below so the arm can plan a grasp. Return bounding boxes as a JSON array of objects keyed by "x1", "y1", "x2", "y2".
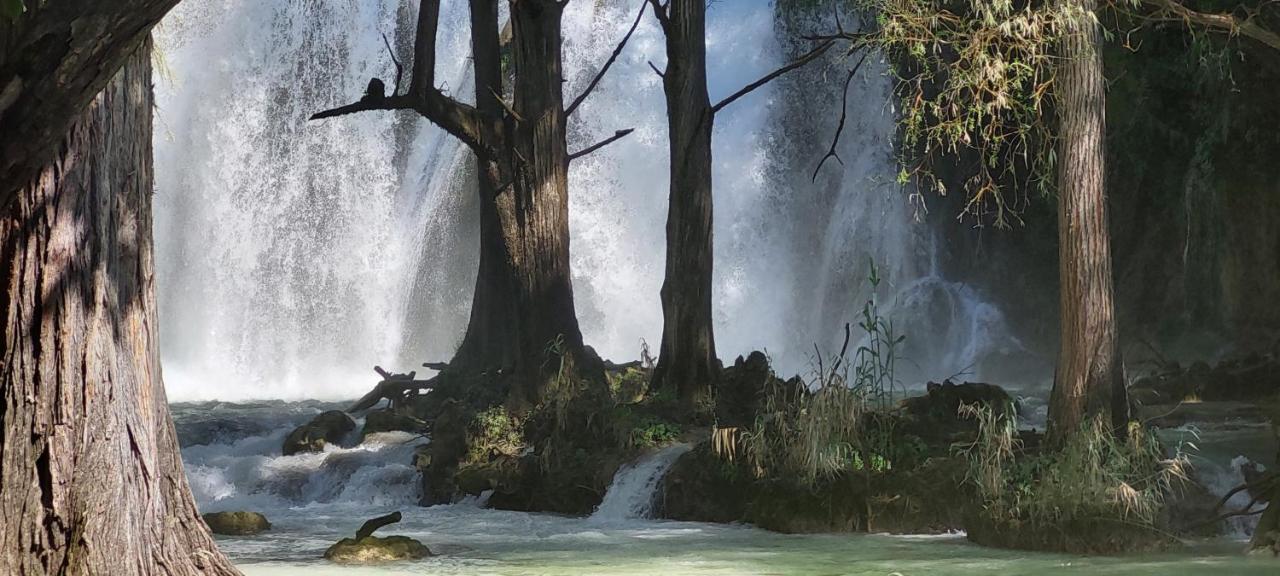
[
  {"x1": 1046, "y1": 0, "x2": 1127, "y2": 446},
  {"x1": 652, "y1": 0, "x2": 718, "y2": 411},
  {"x1": 496, "y1": 0, "x2": 597, "y2": 406},
  {"x1": 0, "y1": 42, "x2": 239, "y2": 575}
]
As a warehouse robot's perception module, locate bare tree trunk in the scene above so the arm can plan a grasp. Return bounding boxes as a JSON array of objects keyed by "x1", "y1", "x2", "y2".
[
  {"x1": 0, "y1": 0, "x2": 182, "y2": 204},
  {"x1": 0, "y1": 41, "x2": 239, "y2": 576},
  {"x1": 453, "y1": 0, "x2": 519, "y2": 373},
  {"x1": 1047, "y1": 0, "x2": 1127, "y2": 445},
  {"x1": 652, "y1": 0, "x2": 718, "y2": 410}
]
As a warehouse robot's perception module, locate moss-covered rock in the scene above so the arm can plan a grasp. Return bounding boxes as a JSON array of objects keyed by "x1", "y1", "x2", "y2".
[
  {"x1": 282, "y1": 410, "x2": 354, "y2": 456},
  {"x1": 202, "y1": 511, "x2": 271, "y2": 535},
  {"x1": 323, "y1": 535, "x2": 431, "y2": 564},
  {"x1": 661, "y1": 443, "x2": 751, "y2": 523}
]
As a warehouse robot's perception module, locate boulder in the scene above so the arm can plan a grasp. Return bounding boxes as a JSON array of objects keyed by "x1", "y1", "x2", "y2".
[
  {"x1": 323, "y1": 536, "x2": 431, "y2": 564},
  {"x1": 323, "y1": 511, "x2": 431, "y2": 564},
  {"x1": 361, "y1": 408, "x2": 426, "y2": 440},
  {"x1": 282, "y1": 410, "x2": 355, "y2": 455},
  {"x1": 901, "y1": 380, "x2": 1013, "y2": 440},
  {"x1": 202, "y1": 511, "x2": 271, "y2": 535}
]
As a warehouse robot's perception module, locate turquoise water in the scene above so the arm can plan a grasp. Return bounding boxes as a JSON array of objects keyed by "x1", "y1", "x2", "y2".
[{"x1": 223, "y1": 503, "x2": 1272, "y2": 576}]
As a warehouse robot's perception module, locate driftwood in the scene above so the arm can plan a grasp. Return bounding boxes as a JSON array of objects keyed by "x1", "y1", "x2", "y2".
[
  {"x1": 348, "y1": 366, "x2": 438, "y2": 413},
  {"x1": 354, "y1": 511, "x2": 402, "y2": 540}
]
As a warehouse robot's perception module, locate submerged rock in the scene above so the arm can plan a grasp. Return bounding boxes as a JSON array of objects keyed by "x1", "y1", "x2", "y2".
[
  {"x1": 323, "y1": 536, "x2": 431, "y2": 564},
  {"x1": 202, "y1": 511, "x2": 271, "y2": 535},
  {"x1": 282, "y1": 410, "x2": 355, "y2": 455}
]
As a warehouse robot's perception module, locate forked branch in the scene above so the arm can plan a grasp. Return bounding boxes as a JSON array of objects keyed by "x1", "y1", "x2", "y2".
[
  {"x1": 712, "y1": 39, "x2": 835, "y2": 114},
  {"x1": 1138, "y1": 0, "x2": 1280, "y2": 51},
  {"x1": 813, "y1": 51, "x2": 869, "y2": 182}
]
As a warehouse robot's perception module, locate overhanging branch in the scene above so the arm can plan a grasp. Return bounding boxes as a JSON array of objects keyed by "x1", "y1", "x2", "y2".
[
  {"x1": 712, "y1": 39, "x2": 835, "y2": 114},
  {"x1": 311, "y1": 91, "x2": 488, "y2": 152},
  {"x1": 569, "y1": 128, "x2": 635, "y2": 162},
  {"x1": 813, "y1": 51, "x2": 869, "y2": 182},
  {"x1": 1139, "y1": 0, "x2": 1280, "y2": 51},
  {"x1": 566, "y1": 1, "x2": 647, "y2": 117}
]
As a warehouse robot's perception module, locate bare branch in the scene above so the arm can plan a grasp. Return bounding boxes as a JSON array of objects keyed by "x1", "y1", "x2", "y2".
[
  {"x1": 567, "y1": 1, "x2": 647, "y2": 117},
  {"x1": 311, "y1": 92, "x2": 488, "y2": 153},
  {"x1": 1139, "y1": 0, "x2": 1280, "y2": 51},
  {"x1": 569, "y1": 128, "x2": 636, "y2": 162},
  {"x1": 381, "y1": 32, "x2": 404, "y2": 96},
  {"x1": 648, "y1": 60, "x2": 666, "y2": 78},
  {"x1": 712, "y1": 39, "x2": 835, "y2": 114},
  {"x1": 813, "y1": 52, "x2": 869, "y2": 182}
]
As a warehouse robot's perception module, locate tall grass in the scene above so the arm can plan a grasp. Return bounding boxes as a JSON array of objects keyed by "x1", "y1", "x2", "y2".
[
  {"x1": 961, "y1": 402, "x2": 1190, "y2": 532},
  {"x1": 735, "y1": 261, "x2": 906, "y2": 487}
]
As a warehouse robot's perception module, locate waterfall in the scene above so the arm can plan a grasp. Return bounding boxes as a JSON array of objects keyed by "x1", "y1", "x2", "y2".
[
  {"x1": 592, "y1": 443, "x2": 692, "y2": 522},
  {"x1": 153, "y1": 0, "x2": 1031, "y2": 402}
]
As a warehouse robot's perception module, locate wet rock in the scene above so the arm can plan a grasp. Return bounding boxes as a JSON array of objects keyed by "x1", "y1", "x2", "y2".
[
  {"x1": 361, "y1": 408, "x2": 426, "y2": 440},
  {"x1": 324, "y1": 510, "x2": 431, "y2": 564},
  {"x1": 323, "y1": 536, "x2": 431, "y2": 564},
  {"x1": 1130, "y1": 354, "x2": 1280, "y2": 405},
  {"x1": 282, "y1": 410, "x2": 355, "y2": 456},
  {"x1": 202, "y1": 511, "x2": 271, "y2": 535}
]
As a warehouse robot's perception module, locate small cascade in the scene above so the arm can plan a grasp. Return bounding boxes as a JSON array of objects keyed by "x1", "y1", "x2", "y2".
[
  {"x1": 174, "y1": 403, "x2": 426, "y2": 511},
  {"x1": 592, "y1": 444, "x2": 692, "y2": 522}
]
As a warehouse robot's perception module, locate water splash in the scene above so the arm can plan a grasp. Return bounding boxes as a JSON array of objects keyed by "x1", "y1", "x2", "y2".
[{"x1": 592, "y1": 443, "x2": 692, "y2": 522}]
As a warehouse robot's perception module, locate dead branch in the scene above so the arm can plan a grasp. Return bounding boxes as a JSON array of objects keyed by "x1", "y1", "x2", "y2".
[
  {"x1": 648, "y1": 61, "x2": 666, "y2": 78},
  {"x1": 813, "y1": 51, "x2": 869, "y2": 182},
  {"x1": 421, "y1": 361, "x2": 449, "y2": 371},
  {"x1": 355, "y1": 511, "x2": 402, "y2": 540},
  {"x1": 569, "y1": 128, "x2": 635, "y2": 161},
  {"x1": 712, "y1": 39, "x2": 835, "y2": 114},
  {"x1": 381, "y1": 32, "x2": 404, "y2": 96},
  {"x1": 566, "y1": 1, "x2": 648, "y2": 117}
]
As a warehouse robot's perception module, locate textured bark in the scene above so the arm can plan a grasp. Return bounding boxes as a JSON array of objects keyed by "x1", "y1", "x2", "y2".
[
  {"x1": 0, "y1": 0, "x2": 182, "y2": 205},
  {"x1": 651, "y1": 0, "x2": 718, "y2": 408},
  {"x1": 1046, "y1": 0, "x2": 1128, "y2": 445},
  {"x1": 499, "y1": 0, "x2": 594, "y2": 405},
  {"x1": 0, "y1": 42, "x2": 239, "y2": 575},
  {"x1": 316, "y1": 1, "x2": 595, "y2": 403},
  {"x1": 453, "y1": 0, "x2": 519, "y2": 372}
]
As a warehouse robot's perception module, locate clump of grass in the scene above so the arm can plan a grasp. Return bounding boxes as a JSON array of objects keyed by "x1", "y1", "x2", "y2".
[
  {"x1": 466, "y1": 406, "x2": 525, "y2": 464},
  {"x1": 960, "y1": 402, "x2": 1190, "y2": 544},
  {"x1": 735, "y1": 261, "x2": 908, "y2": 487}
]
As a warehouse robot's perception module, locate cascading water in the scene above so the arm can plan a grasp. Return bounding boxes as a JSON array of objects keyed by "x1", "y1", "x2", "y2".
[
  {"x1": 592, "y1": 443, "x2": 693, "y2": 522},
  {"x1": 154, "y1": 0, "x2": 1027, "y2": 402},
  {"x1": 173, "y1": 402, "x2": 426, "y2": 511}
]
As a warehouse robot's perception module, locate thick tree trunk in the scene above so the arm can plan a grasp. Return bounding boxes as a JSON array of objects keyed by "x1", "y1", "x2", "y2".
[
  {"x1": 0, "y1": 0, "x2": 182, "y2": 205},
  {"x1": 652, "y1": 0, "x2": 718, "y2": 410},
  {"x1": 0, "y1": 42, "x2": 238, "y2": 575},
  {"x1": 494, "y1": 0, "x2": 595, "y2": 406},
  {"x1": 1046, "y1": 0, "x2": 1128, "y2": 445}
]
